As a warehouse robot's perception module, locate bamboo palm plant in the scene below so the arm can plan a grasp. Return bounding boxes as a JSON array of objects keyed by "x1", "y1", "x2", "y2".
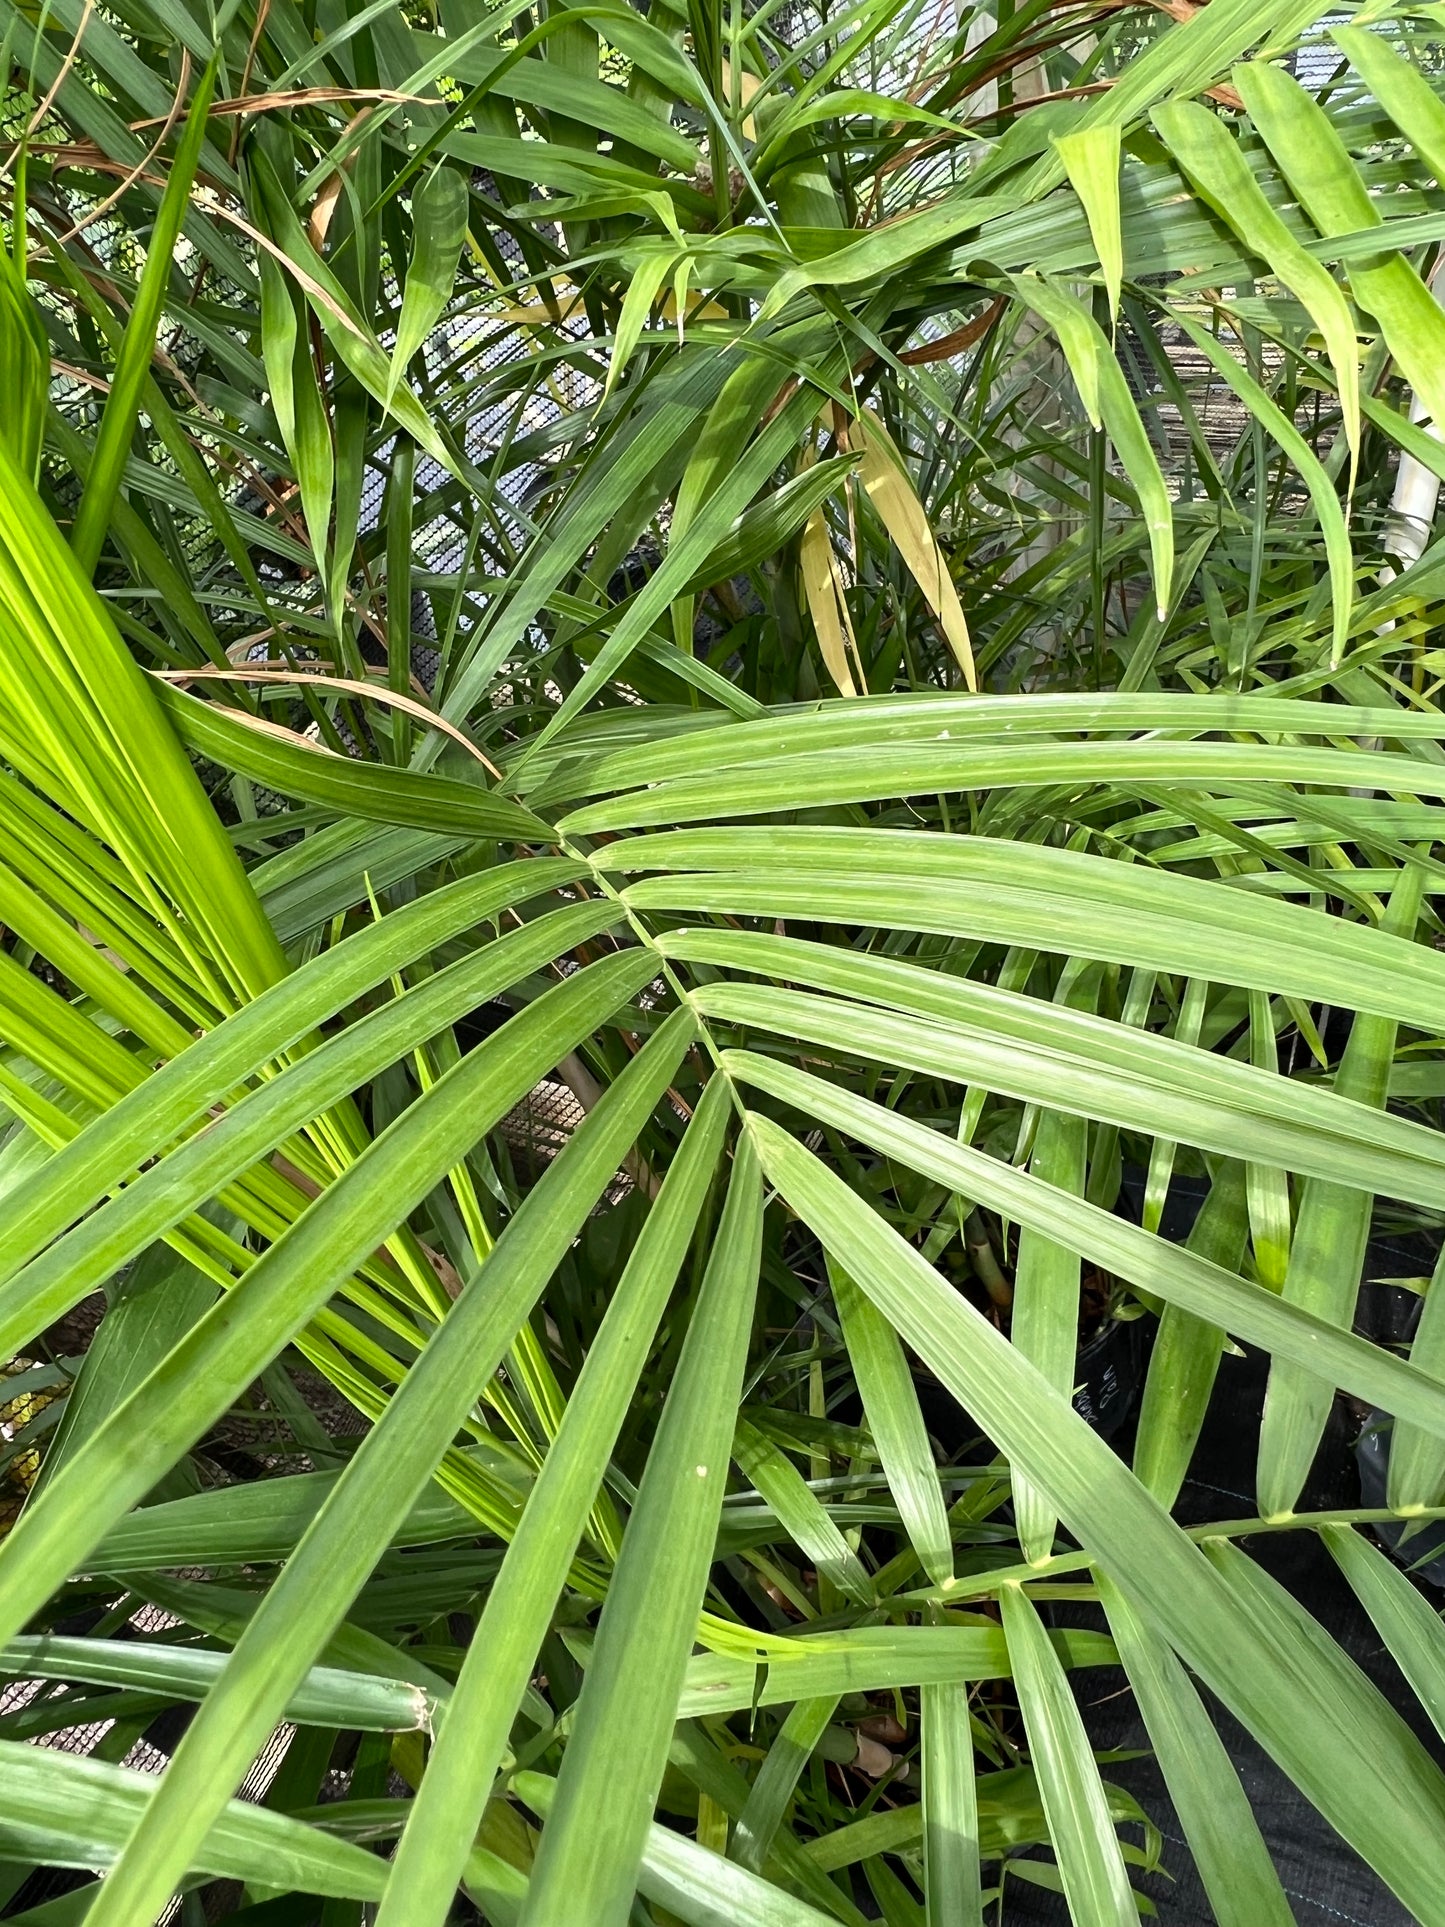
[{"x1": 5, "y1": 0, "x2": 1445, "y2": 1919}]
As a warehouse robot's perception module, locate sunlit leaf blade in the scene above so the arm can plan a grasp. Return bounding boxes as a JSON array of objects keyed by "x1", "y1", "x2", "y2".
[
  {"x1": 513, "y1": 1771, "x2": 845, "y2": 1927},
  {"x1": 75, "y1": 1003, "x2": 696, "y2": 1927},
  {"x1": 1097, "y1": 1573, "x2": 1296, "y2": 1927},
  {"x1": 517, "y1": 1141, "x2": 763, "y2": 1927},
  {"x1": 69, "y1": 56, "x2": 221, "y2": 575},
  {"x1": 0, "y1": 950, "x2": 655, "y2": 1651},
  {"x1": 388, "y1": 162, "x2": 470, "y2": 405},
  {"x1": 999, "y1": 1584, "x2": 1137, "y2": 1925},
  {"x1": 921, "y1": 1681, "x2": 984, "y2": 1927},
  {"x1": 0, "y1": 1740, "x2": 387, "y2": 1897},
  {"x1": 1323, "y1": 1523, "x2": 1445, "y2": 1747},
  {"x1": 1257, "y1": 864, "x2": 1427, "y2": 1519},
  {"x1": 733, "y1": 1695, "x2": 841, "y2": 1877},
  {"x1": 376, "y1": 1077, "x2": 730, "y2": 1927},
  {"x1": 1053, "y1": 126, "x2": 1123, "y2": 323},
  {"x1": 609, "y1": 827, "x2": 1445, "y2": 1031},
  {"x1": 0, "y1": 900, "x2": 620, "y2": 1358},
  {"x1": 1233, "y1": 57, "x2": 1445, "y2": 438},
  {"x1": 830, "y1": 1259, "x2": 953, "y2": 1589},
  {"x1": 729, "y1": 1055, "x2": 1445, "y2": 1443},
  {"x1": 1152, "y1": 97, "x2": 1360, "y2": 470},
  {"x1": 0, "y1": 1635, "x2": 433, "y2": 1731},
  {"x1": 1133, "y1": 1159, "x2": 1248, "y2": 1507}
]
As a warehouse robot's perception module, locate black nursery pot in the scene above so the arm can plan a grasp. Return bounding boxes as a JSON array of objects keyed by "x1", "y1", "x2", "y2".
[
  {"x1": 1071, "y1": 1314, "x2": 1146, "y2": 1440},
  {"x1": 908, "y1": 1311, "x2": 1146, "y2": 1457},
  {"x1": 1354, "y1": 1423, "x2": 1445, "y2": 1586}
]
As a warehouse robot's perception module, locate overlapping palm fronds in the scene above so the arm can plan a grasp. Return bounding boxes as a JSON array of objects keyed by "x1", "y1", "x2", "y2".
[{"x1": 4, "y1": 0, "x2": 1445, "y2": 1920}]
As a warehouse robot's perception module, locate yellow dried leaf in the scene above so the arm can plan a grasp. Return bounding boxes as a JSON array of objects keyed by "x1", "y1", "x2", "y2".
[
  {"x1": 853, "y1": 411, "x2": 976, "y2": 690},
  {"x1": 800, "y1": 510, "x2": 860, "y2": 697},
  {"x1": 721, "y1": 59, "x2": 762, "y2": 140}
]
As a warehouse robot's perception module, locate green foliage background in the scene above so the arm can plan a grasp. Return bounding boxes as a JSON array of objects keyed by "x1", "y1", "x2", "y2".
[{"x1": 4, "y1": 0, "x2": 1445, "y2": 1919}]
